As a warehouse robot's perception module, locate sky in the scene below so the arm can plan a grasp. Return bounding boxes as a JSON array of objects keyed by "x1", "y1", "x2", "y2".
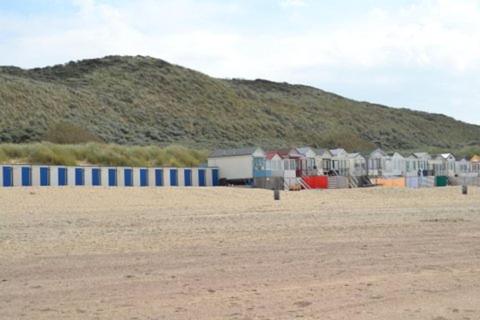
[{"x1": 1, "y1": 0, "x2": 479, "y2": 124}]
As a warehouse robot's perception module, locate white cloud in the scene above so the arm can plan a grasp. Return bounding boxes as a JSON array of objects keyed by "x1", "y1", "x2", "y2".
[{"x1": 280, "y1": 0, "x2": 307, "y2": 8}]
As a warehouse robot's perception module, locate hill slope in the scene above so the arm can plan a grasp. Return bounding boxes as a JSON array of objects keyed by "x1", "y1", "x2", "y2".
[{"x1": 1, "y1": 55, "x2": 479, "y2": 151}]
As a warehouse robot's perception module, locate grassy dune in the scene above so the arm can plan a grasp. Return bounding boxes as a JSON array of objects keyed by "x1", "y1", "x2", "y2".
[
  {"x1": 1, "y1": 56, "x2": 480, "y2": 151},
  {"x1": 0, "y1": 143, "x2": 208, "y2": 167}
]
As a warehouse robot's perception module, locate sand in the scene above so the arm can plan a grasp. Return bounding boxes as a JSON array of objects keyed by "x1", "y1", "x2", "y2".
[{"x1": 1, "y1": 186, "x2": 480, "y2": 320}]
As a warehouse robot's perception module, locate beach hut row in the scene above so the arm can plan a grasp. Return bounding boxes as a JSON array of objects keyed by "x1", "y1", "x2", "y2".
[
  {"x1": 208, "y1": 147, "x2": 480, "y2": 190},
  {"x1": 0, "y1": 165, "x2": 220, "y2": 188}
]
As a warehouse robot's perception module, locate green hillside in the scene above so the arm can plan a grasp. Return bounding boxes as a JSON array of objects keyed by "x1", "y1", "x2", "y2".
[{"x1": 1, "y1": 55, "x2": 479, "y2": 152}]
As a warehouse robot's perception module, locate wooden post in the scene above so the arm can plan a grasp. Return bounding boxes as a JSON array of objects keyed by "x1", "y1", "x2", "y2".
[
  {"x1": 274, "y1": 189, "x2": 280, "y2": 201},
  {"x1": 462, "y1": 185, "x2": 468, "y2": 195}
]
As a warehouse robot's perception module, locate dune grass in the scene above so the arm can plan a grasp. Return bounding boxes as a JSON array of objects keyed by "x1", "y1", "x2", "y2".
[{"x1": 0, "y1": 143, "x2": 208, "y2": 167}]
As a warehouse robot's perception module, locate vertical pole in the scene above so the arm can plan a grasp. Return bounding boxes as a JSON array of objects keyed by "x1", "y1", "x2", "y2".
[{"x1": 274, "y1": 189, "x2": 280, "y2": 201}]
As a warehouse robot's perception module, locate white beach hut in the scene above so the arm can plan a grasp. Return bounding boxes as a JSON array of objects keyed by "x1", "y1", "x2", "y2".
[
  {"x1": 208, "y1": 147, "x2": 266, "y2": 184},
  {"x1": 330, "y1": 148, "x2": 350, "y2": 176}
]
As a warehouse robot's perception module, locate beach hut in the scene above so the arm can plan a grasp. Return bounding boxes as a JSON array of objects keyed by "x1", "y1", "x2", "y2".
[
  {"x1": 432, "y1": 153, "x2": 456, "y2": 176},
  {"x1": 470, "y1": 155, "x2": 480, "y2": 175},
  {"x1": 368, "y1": 149, "x2": 387, "y2": 177},
  {"x1": 313, "y1": 148, "x2": 333, "y2": 175},
  {"x1": 413, "y1": 152, "x2": 432, "y2": 176},
  {"x1": 347, "y1": 153, "x2": 367, "y2": 177},
  {"x1": 296, "y1": 147, "x2": 318, "y2": 176},
  {"x1": 275, "y1": 149, "x2": 301, "y2": 189},
  {"x1": 456, "y1": 158, "x2": 471, "y2": 176},
  {"x1": 266, "y1": 151, "x2": 284, "y2": 177},
  {"x1": 208, "y1": 147, "x2": 266, "y2": 185},
  {"x1": 405, "y1": 155, "x2": 419, "y2": 177},
  {"x1": 384, "y1": 152, "x2": 406, "y2": 177},
  {"x1": 330, "y1": 148, "x2": 350, "y2": 176}
]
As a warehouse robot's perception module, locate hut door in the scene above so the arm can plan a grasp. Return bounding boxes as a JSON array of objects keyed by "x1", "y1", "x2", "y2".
[{"x1": 198, "y1": 169, "x2": 206, "y2": 186}]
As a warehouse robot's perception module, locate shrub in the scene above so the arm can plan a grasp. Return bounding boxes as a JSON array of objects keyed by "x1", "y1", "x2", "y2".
[{"x1": 43, "y1": 122, "x2": 103, "y2": 144}]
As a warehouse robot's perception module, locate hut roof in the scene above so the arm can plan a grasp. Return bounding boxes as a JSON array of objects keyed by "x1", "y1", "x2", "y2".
[
  {"x1": 296, "y1": 147, "x2": 312, "y2": 155},
  {"x1": 265, "y1": 151, "x2": 280, "y2": 160},
  {"x1": 413, "y1": 152, "x2": 431, "y2": 159},
  {"x1": 210, "y1": 147, "x2": 262, "y2": 158},
  {"x1": 370, "y1": 148, "x2": 387, "y2": 157},
  {"x1": 330, "y1": 148, "x2": 348, "y2": 157},
  {"x1": 273, "y1": 149, "x2": 303, "y2": 159},
  {"x1": 471, "y1": 155, "x2": 480, "y2": 162}
]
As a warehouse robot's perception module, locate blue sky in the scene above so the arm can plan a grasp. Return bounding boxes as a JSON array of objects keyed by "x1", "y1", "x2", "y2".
[{"x1": 1, "y1": 0, "x2": 479, "y2": 124}]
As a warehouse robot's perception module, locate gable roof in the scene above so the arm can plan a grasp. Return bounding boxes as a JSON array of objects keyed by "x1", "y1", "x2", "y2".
[
  {"x1": 209, "y1": 147, "x2": 262, "y2": 158},
  {"x1": 440, "y1": 153, "x2": 455, "y2": 160},
  {"x1": 265, "y1": 151, "x2": 280, "y2": 160},
  {"x1": 413, "y1": 152, "x2": 431, "y2": 159},
  {"x1": 330, "y1": 148, "x2": 348, "y2": 157},
  {"x1": 388, "y1": 152, "x2": 405, "y2": 158},
  {"x1": 274, "y1": 148, "x2": 303, "y2": 159},
  {"x1": 296, "y1": 147, "x2": 316, "y2": 157},
  {"x1": 313, "y1": 148, "x2": 332, "y2": 157},
  {"x1": 471, "y1": 155, "x2": 480, "y2": 162},
  {"x1": 348, "y1": 152, "x2": 366, "y2": 160},
  {"x1": 370, "y1": 148, "x2": 387, "y2": 157},
  {"x1": 296, "y1": 147, "x2": 312, "y2": 155}
]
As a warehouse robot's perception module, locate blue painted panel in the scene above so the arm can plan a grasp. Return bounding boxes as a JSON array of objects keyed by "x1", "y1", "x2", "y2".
[
  {"x1": 253, "y1": 170, "x2": 272, "y2": 178},
  {"x1": 184, "y1": 169, "x2": 192, "y2": 187},
  {"x1": 124, "y1": 168, "x2": 133, "y2": 187},
  {"x1": 40, "y1": 167, "x2": 50, "y2": 186},
  {"x1": 212, "y1": 169, "x2": 219, "y2": 186},
  {"x1": 155, "y1": 169, "x2": 163, "y2": 186},
  {"x1": 170, "y1": 169, "x2": 178, "y2": 186},
  {"x1": 140, "y1": 169, "x2": 148, "y2": 187},
  {"x1": 2, "y1": 167, "x2": 13, "y2": 187},
  {"x1": 108, "y1": 169, "x2": 117, "y2": 186},
  {"x1": 75, "y1": 168, "x2": 85, "y2": 186},
  {"x1": 92, "y1": 168, "x2": 101, "y2": 186},
  {"x1": 198, "y1": 169, "x2": 206, "y2": 187},
  {"x1": 58, "y1": 168, "x2": 68, "y2": 186},
  {"x1": 22, "y1": 167, "x2": 32, "y2": 186}
]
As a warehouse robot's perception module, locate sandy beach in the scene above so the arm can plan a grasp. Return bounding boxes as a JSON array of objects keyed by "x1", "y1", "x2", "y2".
[{"x1": 1, "y1": 186, "x2": 480, "y2": 319}]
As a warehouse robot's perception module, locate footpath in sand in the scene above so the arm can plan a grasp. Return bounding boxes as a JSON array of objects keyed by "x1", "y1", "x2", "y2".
[{"x1": 1, "y1": 187, "x2": 480, "y2": 320}]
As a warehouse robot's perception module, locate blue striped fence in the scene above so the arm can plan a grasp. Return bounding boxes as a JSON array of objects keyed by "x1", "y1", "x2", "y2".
[{"x1": 0, "y1": 165, "x2": 220, "y2": 188}]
